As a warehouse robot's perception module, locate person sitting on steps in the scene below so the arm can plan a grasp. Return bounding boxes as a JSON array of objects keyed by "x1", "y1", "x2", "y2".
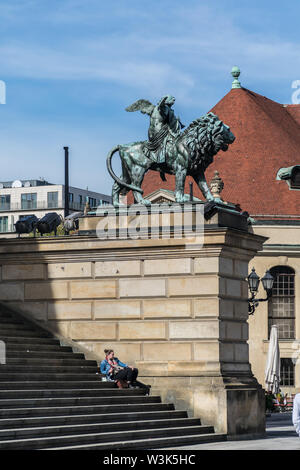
[{"x1": 100, "y1": 349, "x2": 139, "y2": 389}]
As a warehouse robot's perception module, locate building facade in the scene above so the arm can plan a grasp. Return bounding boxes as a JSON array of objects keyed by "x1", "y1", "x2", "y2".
[
  {"x1": 0, "y1": 179, "x2": 111, "y2": 234},
  {"x1": 248, "y1": 224, "x2": 300, "y2": 394}
]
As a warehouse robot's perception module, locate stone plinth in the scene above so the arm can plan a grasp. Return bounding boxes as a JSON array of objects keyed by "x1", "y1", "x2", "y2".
[{"x1": 0, "y1": 203, "x2": 267, "y2": 438}]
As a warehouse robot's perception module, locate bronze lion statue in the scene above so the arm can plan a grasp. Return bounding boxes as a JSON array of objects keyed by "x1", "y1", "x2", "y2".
[{"x1": 107, "y1": 112, "x2": 235, "y2": 206}]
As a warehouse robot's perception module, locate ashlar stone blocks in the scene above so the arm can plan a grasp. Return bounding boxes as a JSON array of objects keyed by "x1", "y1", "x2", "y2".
[{"x1": 0, "y1": 216, "x2": 267, "y2": 439}]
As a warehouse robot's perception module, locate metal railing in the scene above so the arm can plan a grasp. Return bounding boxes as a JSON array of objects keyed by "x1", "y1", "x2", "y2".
[{"x1": 0, "y1": 201, "x2": 88, "y2": 212}]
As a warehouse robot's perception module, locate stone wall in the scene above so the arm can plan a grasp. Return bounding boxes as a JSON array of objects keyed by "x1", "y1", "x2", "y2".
[
  {"x1": 0, "y1": 233, "x2": 251, "y2": 368},
  {"x1": 0, "y1": 223, "x2": 266, "y2": 437}
]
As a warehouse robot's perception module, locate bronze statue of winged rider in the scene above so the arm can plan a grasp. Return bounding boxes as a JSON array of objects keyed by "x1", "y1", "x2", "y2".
[
  {"x1": 106, "y1": 96, "x2": 235, "y2": 207},
  {"x1": 125, "y1": 95, "x2": 185, "y2": 165}
]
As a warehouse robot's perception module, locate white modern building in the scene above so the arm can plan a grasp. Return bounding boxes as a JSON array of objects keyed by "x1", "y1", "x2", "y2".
[{"x1": 0, "y1": 179, "x2": 111, "y2": 234}]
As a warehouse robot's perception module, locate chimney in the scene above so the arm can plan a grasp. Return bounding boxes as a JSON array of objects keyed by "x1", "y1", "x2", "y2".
[{"x1": 64, "y1": 146, "x2": 69, "y2": 218}]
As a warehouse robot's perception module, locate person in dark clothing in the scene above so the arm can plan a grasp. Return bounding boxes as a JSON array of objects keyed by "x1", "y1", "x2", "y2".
[
  {"x1": 113, "y1": 365, "x2": 138, "y2": 386},
  {"x1": 100, "y1": 349, "x2": 139, "y2": 388}
]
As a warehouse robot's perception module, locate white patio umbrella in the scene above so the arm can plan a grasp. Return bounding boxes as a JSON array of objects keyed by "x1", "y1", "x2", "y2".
[{"x1": 265, "y1": 325, "x2": 280, "y2": 394}]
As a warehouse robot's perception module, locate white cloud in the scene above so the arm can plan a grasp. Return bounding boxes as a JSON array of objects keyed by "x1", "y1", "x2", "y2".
[
  {"x1": 1, "y1": 2, "x2": 300, "y2": 100},
  {"x1": 0, "y1": 42, "x2": 194, "y2": 94}
]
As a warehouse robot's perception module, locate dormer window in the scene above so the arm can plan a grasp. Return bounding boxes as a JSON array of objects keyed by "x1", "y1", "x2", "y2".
[
  {"x1": 276, "y1": 165, "x2": 300, "y2": 190},
  {"x1": 290, "y1": 167, "x2": 300, "y2": 189}
]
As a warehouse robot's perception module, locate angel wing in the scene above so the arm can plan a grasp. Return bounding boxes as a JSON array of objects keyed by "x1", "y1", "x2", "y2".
[{"x1": 125, "y1": 99, "x2": 154, "y2": 115}]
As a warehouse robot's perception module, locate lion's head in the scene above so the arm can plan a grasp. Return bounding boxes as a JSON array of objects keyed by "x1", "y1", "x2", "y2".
[{"x1": 184, "y1": 112, "x2": 235, "y2": 173}]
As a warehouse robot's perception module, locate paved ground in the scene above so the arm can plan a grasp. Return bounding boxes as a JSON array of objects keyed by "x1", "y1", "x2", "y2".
[{"x1": 163, "y1": 413, "x2": 300, "y2": 450}]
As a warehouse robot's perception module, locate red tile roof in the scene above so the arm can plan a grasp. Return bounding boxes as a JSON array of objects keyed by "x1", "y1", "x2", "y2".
[{"x1": 140, "y1": 88, "x2": 300, "y2": 219}]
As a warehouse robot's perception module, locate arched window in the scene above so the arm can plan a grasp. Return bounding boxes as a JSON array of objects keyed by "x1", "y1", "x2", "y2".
[{"x1": 268, "y1": 266, "x2": 295, "y2": 339}]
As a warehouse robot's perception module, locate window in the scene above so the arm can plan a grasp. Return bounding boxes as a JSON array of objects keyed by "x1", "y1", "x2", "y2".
[
  {"x1": 89, "y1": 197, "x2": 97, "y2": 207},
  {"x1": 277, "y1": 165, "x2": 300, "y2": 190},
  {"x1": 68, "y1": 193, "x2": 74, "y2": 203},
  {"x1": 291, "y1": 168, "x2": 300, "y2": 189},
  {"x1": 79, "y1": 195, "x2": 83, "y2": 205},
  {"x1": 100, "y1": 200, "x2": 109, "y2": 206},
  {"x1": 268, "y1": 266, "x2": 295, "y2": 339},
  {"x1": 0, "y1": 195, "x2": 10, "y2": 211},
  {"x1": 280, "y1": 358, "x2": 294, "y2": 386},
  {"x1": 21, "y1": 193, "x2": 37, "y2": 210},
  {"x1": 47, "y1": 191, "x2": 58, "y2": 208},
  {"x1": 0, "y1": 216, "x2": 8, "y2": 232}
]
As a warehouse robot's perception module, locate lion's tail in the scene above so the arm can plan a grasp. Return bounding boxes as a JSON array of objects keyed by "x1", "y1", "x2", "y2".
[{"x1": 106, "y1": 145, "x2": 143, "y2": 194}]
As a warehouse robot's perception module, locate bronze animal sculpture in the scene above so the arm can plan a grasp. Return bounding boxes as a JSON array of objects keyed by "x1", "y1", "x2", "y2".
[
  {"x1": 36, "y1": 212, "x2": 62, "y2": 237},
  {"x1": 107, "y1": 107, "x2": 235, "y2": 206},
  {"x1": 63, "y1": 211, "x2": 83, "y2": 233},
  {"x1": 15, "y1": 215, "x2": 39, "y2": 238}
]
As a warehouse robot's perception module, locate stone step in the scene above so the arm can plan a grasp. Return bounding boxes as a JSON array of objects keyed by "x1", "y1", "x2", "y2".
[
  {"x1": 5, "y1": 343, "x2": 73, "y2": 353},
  {"x1": 0, "y1": 322, "x2": 38, "y2": 331},
  {"x1": 0, "y1": 395, "x2": 160, "y2": 409},
  {"x1": 0, "y1": 305, "x2": 220, "y2": 450},
  {"x1": 0, "y1": 426, "x2": 224, "y2": 450},
  {"x1": 0, "y1": 402, "x2": 174, "y2": 418},
  {"x1": 0, "y1": 380, "x2": 114, "y2": 390},
  {"x1": 0, "y1": 409, "x2": 186, "y2": 430},
  {"x1": 0, "y1": 313, "x2": 20, "y2": 320},
  {"x1": 0, "y1": 313, "x2": 50, "y2": 334},
  {"x1": 5, "y1": 358, "x2": 97, "y2": 366},
  {"x1": 0, "y1": 310, "x2": 17, "y2": 317},
  {"x1": 0, "y1": 317, "x2": 23, "y2": 324},
  {"x1": 0, "y1": 372, "x2": 101, "y2": 381},
  {"x1": 0, "y1": 329, "x2": 52, "y2": 338},
  {"x1": 6, "y1": 351, "x2": 84, "y2": 359},
  {"x1": 0, "y1": 364, "x2": 98, "y2": 373},
  {"x1": 0, "y1": 388, "x2": 147, "y2": 399},
  {"x1": 0, "y1": 336, "x2": 60, "y2": 345},
  {"x1": 0, "y1": 417, "x2": 204, "y2": 440},
  {"x1": 48, "y1": 432, "x2": 227, "y2": 450}
]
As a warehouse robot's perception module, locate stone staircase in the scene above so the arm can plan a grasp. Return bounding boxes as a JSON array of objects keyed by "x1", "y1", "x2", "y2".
[{"x1": 0, "y1": 306, "x2": 226, "y2": 449}]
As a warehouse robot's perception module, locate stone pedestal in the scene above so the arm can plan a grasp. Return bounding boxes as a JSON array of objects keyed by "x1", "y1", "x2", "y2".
[
  {"x1": 79, "y1": 203, "x2": 266, "y2": 438},
  {"x1": 0, "y1": 203, "x2": 267, "y2": 438}
]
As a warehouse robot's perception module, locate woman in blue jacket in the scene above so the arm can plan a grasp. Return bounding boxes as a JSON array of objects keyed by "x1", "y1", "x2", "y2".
[{"x1": 100, "y1": 348, "x2": 138, "y2": 388}]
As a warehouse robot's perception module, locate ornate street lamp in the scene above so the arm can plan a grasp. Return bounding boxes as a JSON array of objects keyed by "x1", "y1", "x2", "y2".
[
  {"x1": 248, "y1": 267, "x2": 260, "y2": 294},
  {"x1": 247, "y1": 268, "x2": 274, "y2": 315},
  {"x1": 261, "y1": 270, "x2": 274, "y2": 292}
]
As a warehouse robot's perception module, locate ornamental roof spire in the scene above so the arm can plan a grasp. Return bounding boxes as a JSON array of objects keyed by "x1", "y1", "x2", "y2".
[{"x1": 231, "y1": 66, "x2": 241, "y2": 89}]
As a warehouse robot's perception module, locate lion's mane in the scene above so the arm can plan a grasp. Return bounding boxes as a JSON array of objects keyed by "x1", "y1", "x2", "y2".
[{"x1": 182, "y1": 112, "x2": 226, "y2": 173}]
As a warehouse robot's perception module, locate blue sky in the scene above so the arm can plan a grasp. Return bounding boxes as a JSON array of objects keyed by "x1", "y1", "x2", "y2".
[{"x1": 1, "y1": 0, "x2": 300, "y2": 194}]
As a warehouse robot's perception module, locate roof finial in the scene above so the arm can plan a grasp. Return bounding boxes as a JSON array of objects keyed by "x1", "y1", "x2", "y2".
[
  {"x1": 210, "y1": 170, "x2": 224, "y2": 200},
  {"x1": 231, "y1": 66, "x2": 241, "y2": 89}
]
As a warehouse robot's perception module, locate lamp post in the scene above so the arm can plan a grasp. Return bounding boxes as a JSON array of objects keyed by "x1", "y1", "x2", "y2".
[{"x1": 247, "y1": 268, "x2": 274, "y2": 315}]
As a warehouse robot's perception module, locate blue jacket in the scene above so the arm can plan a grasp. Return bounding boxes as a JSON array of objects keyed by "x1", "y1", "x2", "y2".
[{"x1": 100, "y1": 357, "x2": 128, "y2": 380}]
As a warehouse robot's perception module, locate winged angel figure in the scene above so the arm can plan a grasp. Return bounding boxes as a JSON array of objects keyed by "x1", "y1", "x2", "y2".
[
  {"x1": 106, "y1": 96, "x2": 235, "y2": 206},
  {"x1": 125, "y1": 95, "x2": 184, "y2": 165}
]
